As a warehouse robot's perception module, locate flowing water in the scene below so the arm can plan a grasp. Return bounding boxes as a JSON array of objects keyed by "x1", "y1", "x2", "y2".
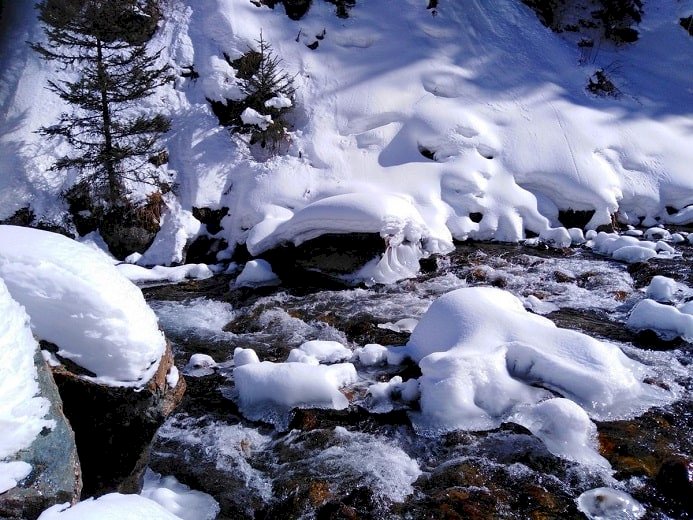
[{"x1": 143, "y1": 240, "x2": 692, "y2": 519}]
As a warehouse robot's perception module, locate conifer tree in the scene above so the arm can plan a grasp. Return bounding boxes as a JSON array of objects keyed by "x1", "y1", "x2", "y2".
[{"x1": 32, "y1": 0, "x2": 171, "y2": 210}]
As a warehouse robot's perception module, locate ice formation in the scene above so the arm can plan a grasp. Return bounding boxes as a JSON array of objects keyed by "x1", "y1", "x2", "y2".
[
  {"x1": 577, "y1": 488, "x2": 645, "y2": 520},
  {"x1": 0, "y1": 226, "x2": 166, "y2": 387}
]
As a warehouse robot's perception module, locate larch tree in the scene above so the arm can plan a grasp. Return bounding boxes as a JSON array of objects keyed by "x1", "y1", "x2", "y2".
[{"x1": 31, "y1": 0, "x2": 172, "y2": 211}]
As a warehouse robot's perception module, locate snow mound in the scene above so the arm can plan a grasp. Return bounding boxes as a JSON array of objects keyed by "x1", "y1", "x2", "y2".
[
  {"x1": 247, "y1": 193, "x2": 453, "y2": 283},
  {"x1": 234, "y1": 259, "x2": 280, "y2": 287},
  {"x1": 287, "y1": 340, "x2": 352, "y2": 364},
  {"x1": 0, "y1": 226, "x2": 166, "y2": 387},
  {"x1": 141, "y1": 469, "x2": 220, "y2": 520},
  {"x1": 0, "y1": 278, "x2": 53, "y2": 464},
  {"x1": 400, "y1": 287, "x2": 669, "y2": 461},
  {"x1": 587, "y1": 232, "x2": 676, "y2": 263},
  {"x1": 37, "y1": 494, "x2": 182, "y2": 520},
  {"x1": 233, "y1": 350, "x2": 358, "y2": 428},
  {"x1": 627, "y1": 299, "x2": 693, "y2": 341},
  {"x1": 645, "y1": 275, "x2": 689, "y2": 303},
  {"x1": 577, "y1": 488, "x2": 645, "y2": 520}
]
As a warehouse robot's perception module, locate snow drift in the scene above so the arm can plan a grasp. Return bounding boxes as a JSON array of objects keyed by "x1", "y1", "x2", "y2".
[{"x1": 0, "y1": 226, "x2": 166, "y2": 387}]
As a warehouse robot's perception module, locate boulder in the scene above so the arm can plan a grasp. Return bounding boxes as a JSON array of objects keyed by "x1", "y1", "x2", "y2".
[
  {"x1": 50, "y1": 342, "x2": 185, "y2": 497},
  {"x1": 0, "y1": 351, "x2": 81, "y2": 520}
]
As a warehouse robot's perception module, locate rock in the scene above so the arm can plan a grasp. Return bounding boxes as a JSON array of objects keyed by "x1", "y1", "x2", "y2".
[
  {"x1": 656, "y1": 455, "x2": 693, "y2": 509},
  {"x1": 558, "y1": 209, "x2": 595, "y2": 230},
  {"x1": 50, "y1": 342, "x2": 185, "y2": 497},
  {"x1": 259, "y1": 233, "x2": 386, "y2": 286},
  {"x1": 0, "y1": 351, "x2": 81, "y2": 520}
]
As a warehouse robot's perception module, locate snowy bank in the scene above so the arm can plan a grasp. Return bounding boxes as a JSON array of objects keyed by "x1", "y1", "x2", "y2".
[{"x1": 0, "y1": 226, "x2": 166, "y2": 387}]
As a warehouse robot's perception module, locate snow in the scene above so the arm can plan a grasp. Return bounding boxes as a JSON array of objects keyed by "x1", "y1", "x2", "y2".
[
  {"x1": 586, "y1": 232, "x2": 670, "y2": 263},
  {"x1": 2, "y1": 0, "x2": 692, "y2": 272},
  {"x1": 0, "y1": 460, "x2": 32, "y2": 494},
  {"x1": 287, "y1": 340, "x2": 352, "y2": 364},
  {"x1": 37, "y1": 494, "x2": 182, "y2": 520},
  {"x1": 645, "y1": 275, "x2": 688, "y2": 303},
  {"x1": 399, "y1": 287, "x2": 670, "y2": 461},
  {"x1": 240, "y1": 107, "x2": 272, "y2": 130},
  {"x1": 234, "y1": 350, "x2": 358, "y2": 428},
  {"x1": 0, "y1": 226, "x2": 166, "y2": 387},
  {"x1": 138, "y1": 195, "x2": 201, "y2": 266},
  {"x1": 509, "y1": 398, "x2": 609, "y2": 468},
  {"x1": 233, "y1": 347, "x2": 260, "y2": 367},
  {"x1": 166, "y1": 366, "x2": 180, "y2": 388},
  {"x1": 234, "y1": 259, "x2": 279, "y2": 287},
  {"x1": 117, "y1": 263, "x2": 213, "y2": 284},
  {"x1": 627, "y1": 299, "x2": 693, "y2": 341},
  {"x1": 354, "y1": 343, "x2": 389, "y2": 366},
  {"x1": 264, "y1": 94, "x2": 292, "y2": 109},
  {"x1": 0, "y1": 278, "x2": 53, "y2": 471},
  {"x1": 577, "y1": 488, "x2": 645, "y2": 520},
  {"x1": 141, "y1": 469, "x2": 220, "y2": 520}
]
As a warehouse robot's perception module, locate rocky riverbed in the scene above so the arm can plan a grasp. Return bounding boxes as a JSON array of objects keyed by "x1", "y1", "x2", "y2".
[{"x1": 143, "y1": 238, "x2": 692, "y2": 519}]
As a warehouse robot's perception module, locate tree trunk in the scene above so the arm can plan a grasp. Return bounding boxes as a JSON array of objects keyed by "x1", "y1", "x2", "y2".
[{"x1": 96, "y1": 39, "x2": 119, "y2": 206}]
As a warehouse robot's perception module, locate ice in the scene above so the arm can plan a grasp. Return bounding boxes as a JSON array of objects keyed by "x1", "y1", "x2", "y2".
[
  {"x1": 402, "y1": 287, "x2": 670, "y2": 459},
  {"x1": 234, "y1": 259, "x2": 280, "y2": 287},
  {"x1": 0, "y1": 461, "x2": 32, "y2": 494},
  {"x1": 577, "y1": 488, "x2": 645, "y2": 520},
  {"x1": 510, "y1": 399, "x2": 609, "y2": 468},
  {"x1": 37, "y1": 494, "x2": 181, "y2": 520},
  {"x1": 0, "y1": 226, "x2": 165, "y2": 387},
  {"x1": 234, "y1": 359, "x2": 358, "y2": 428},
  {"x1": 377, "y1": 318, "x2": 418, "y2": 333},
  {"x1": 141, "y1": 469, "x2": 220, "y2": 520},
  {"x1": 367, "y1": 376, "x2": 420, "y2": 412}
]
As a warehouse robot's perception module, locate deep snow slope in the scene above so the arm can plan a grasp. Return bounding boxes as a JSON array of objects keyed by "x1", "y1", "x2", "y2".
[{"x1": 0, "y1": 0, "x2": 691, "y2": 263}]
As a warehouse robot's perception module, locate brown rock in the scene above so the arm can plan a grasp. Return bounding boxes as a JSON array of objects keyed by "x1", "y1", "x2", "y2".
[{"x1": 51, "y1": 341, "x2": 185, "y2": 497}]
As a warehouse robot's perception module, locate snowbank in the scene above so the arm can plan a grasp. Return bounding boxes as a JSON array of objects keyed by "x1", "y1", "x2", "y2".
[
  {"x1": 0, "y1": 226, "x2": 166, "y2": 387},
  {"x1": 0, "y1": 279, "x2": 53, "y2": 469},
  {"x1": 37, "y1": 494, "x2": 181, "y2": 520},
  {"x1": 2, "y1": 0, "x2": 692, "y2": 273},
  {"x1": 398, "y1": 287, "x2": 669, "y2": 463}
]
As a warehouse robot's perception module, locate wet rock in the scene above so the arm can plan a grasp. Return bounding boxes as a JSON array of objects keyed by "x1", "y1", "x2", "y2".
[
  {"x1": 0, "y1": 351, "x2": 81, "y2": 520},
  {"x1": 656, "y1": 455, "x2": 693, "y2": 509},
  {"x1": 558, "y1": 209, "x2": 595, "y2": 230},
  {"x1": 50, "y1": 342, "x2": 185, "y2": 497},
  {"x1": 192, "y1": 207, "x2": 228, "y2": 235},
  {"x1": 185, "y1": 234, "x2": 228, "y2": 264},
  {"x1": 260, "y1": 233, "x2": 386, "y2": 286}
]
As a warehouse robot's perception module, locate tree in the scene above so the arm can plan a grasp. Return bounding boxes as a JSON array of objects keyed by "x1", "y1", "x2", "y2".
[
  {"x1": 31, "y1": 0, "x2": 172, "y2": 210},
  {"x1": 210, "y1": 32, "x2": 295, "y2": 152}
]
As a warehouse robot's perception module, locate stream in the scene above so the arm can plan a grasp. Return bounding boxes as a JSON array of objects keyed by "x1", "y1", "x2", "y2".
[{"x1": 143, "y1": 240, "x2": 692, "y2": 519}]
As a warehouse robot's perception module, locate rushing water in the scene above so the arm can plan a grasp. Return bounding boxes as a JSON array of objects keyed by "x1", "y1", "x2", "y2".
[{"x1": 144, "y1": 240, "x2": 692, "y2": 519}]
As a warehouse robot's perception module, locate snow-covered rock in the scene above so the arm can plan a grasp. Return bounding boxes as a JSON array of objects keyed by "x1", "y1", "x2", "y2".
[
  {"x1": 37, "y1": 494, "x2": 182, "y2": 520},
  {"x1": 0, "y1": 278, "x2": 81, "y2": 517},
  {"x1": 287, "y1": 340, "x2": 352, "y2": 364},
  {"x1": 0, "y1": 225, "x2": 166, "y2": 387},
  {"x1": 627, "y1": 299, "x2": 693, "y2": 341},
  {"x1": 141, "y1": 469, "x2": 220, "y2": 520},
  {"x1": 234, "y1": 356, "x2": 358, "y2": 428},
  {"x1": 398, "y1": 287, "x2": 670, "y2": 463},
  {"x1": 234, "y1": 259, "x2": 280, "y2": 287}
]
